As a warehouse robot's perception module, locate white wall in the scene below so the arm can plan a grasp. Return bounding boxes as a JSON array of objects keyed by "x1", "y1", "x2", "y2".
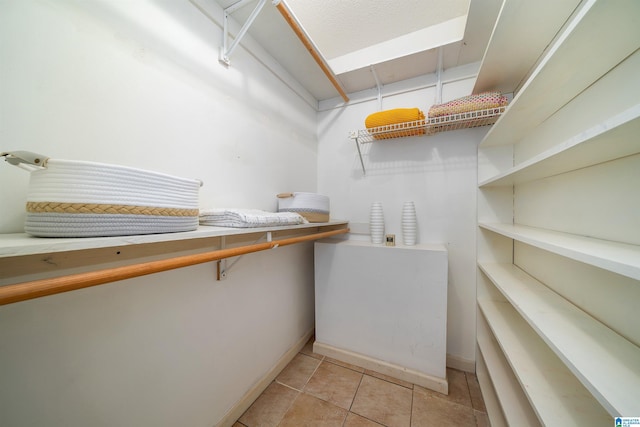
[
  {"x1": 0, "y1": 0, "x2": 318, "y2": 233},
  {"x1": 317, "y1": 71, "x2": 484, "y2": 369},
  {"x1": 0, "y1": 1, "x2": 317, "y2": 426},
  {"x1": 0, "y1": 245, "x2": 315, "y2": 427}
]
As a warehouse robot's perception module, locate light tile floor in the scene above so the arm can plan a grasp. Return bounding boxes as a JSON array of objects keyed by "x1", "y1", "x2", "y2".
[{"x1": 234, "y1": 338, "x2": 488, "y2": 427}]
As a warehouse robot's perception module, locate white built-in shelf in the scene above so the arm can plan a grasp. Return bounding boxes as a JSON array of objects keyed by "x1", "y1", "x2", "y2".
[
  {"x1": 478, "y1": 222, "x2": 640, "y2": 281},
  {"x1": 479, "y1": 104, "x2": 640, "y2": 187},
  {"x1": 480, "y1": 0, "x2": 640, "y2": 148},
  {"x1": 477, "y1": 313, "x2": 539, "y2": 426},
  {"x1": 350, "y1": 107, "x2": 505, "y2": 144},
  {"x1": 473, "y1": 0, "x2": 582, "y2": 95},
  {"x1": 479, "y1": 262, "x2": 640, "y2": 416},
  {"x1": 475, "y1": 1, "x2": 640, "y2": 425},
  {"x1": 478, "y1": 298, "x2": 612, "y2": 424},
  {"x1": 475, "y1": 353, "x2": 508, "y2": 427},
  {"x1": 0, "y1": 221, "x2": 349, "y2": 258}
]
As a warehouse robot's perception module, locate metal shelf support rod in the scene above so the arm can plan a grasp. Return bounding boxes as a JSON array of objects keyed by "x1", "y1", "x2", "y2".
[
  {"x1": 371, "y1": 65, "x2": 383, "y2": 111},
  {"x1": 435, "y1": 47, "x2": 444, "y2": 104},
  {"x1": 355, "y1": 138, "x2": 366, "y2": 175}
]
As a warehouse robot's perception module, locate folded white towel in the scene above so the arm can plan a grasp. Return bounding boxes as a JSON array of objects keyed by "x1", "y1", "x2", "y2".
[{"x1": 199, "y1": 208, "x2": 306, "y2": 228}]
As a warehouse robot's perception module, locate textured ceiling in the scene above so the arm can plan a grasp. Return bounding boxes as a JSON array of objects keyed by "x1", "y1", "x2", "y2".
[{"x1": 216, "y1": 0, "x2": 502, "y2": 101}]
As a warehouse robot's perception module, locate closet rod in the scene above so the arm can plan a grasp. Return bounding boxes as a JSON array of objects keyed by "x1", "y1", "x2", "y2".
[
  {"x1": 0, "y1": 227, "x2": 349, "y2": 306},
  {"x1": 274, "y1": 0, "x2": 350, "y2": 103}
]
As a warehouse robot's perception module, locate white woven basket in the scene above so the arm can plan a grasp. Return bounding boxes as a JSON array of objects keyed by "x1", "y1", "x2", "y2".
[{"x1": 2, "y1": 151, "x2": 202, "y2": 237}]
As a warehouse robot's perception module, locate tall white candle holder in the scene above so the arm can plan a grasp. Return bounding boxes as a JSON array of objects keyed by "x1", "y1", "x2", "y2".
[
  {"x1": 401, "y1": 201, "x2": 417, "y2": 245},
  {"x1": 369, "y1": 202, "x2": 385, "y2": 244}
]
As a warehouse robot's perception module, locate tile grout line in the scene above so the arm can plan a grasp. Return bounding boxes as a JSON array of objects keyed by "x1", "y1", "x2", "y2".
[
  {"x1": 303, "y1": 354, "x2": 325, "y2": 391},
  {"x1": 409, "y1": 385, "x2": 415, "y2": 427},
  {"x1": 464, "y1": 370, "x2": 488, "y2": 416},
  {"x1": 274, "y1": 380, "x2": 303, "y2": 393},
  {"x1": 289, "y1": 354, "x2": 356, "y2": 427},
  {"x1": 250, "y1": 380, "x2": 300, "y2": 427},
  {"x1": 346, "y1": 372, "x2": 402, "y2": 427},
  {"x1": 344, "y1": 369, "x2": 367, "y2": 427},
  {"x1": 342, "y1": 362, "x2": 386, "y2": 427},
  {"x1": 270, "y1": 352, "x2": 326, "y2": 427}
]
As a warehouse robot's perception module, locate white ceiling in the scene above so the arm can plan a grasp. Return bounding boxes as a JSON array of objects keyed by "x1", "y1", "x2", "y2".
[{"x1": 215, "y1": 0, "x2": 503, "y2": 101}]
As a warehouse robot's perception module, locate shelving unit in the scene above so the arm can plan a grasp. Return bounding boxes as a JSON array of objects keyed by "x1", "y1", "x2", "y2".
[
  {"x1": 475, "y1": 0, "x2": 640, "y2": 423},
  {"x1": 349, "y1": 107, "x2": 505, "y2": 174},
  {"x1": 478, "y1": 299, "x2": 611, "y2": 425},
  {"x1": 479, "y1": 263, "x2": 640, "y2": 417},
  {"x1": 480, "y1": 0, "x2": 640, "y2": 148},
  {"x1": 476, "y1": 308, "x2": 540, "y2": 426}
]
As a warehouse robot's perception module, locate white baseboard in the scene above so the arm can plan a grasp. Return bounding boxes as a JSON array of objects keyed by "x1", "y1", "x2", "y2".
[
  {"x1": 313, "y1": 341, "x2": 448, "y2": 395},
  {"x1": 446, "y1": 353, "x2": 476, "y2": 373},
  {"x1": 216, "y1": 328, "x2": 314, "y2": 427}
]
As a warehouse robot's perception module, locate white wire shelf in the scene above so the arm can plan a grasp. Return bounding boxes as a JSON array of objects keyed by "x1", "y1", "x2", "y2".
[{"x1": 350, "y1": 107, "x2": 506, "y2": 144}]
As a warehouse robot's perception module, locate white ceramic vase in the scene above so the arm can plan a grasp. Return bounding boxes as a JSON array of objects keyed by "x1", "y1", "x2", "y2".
[
  {"x1": 401, "y1": 201, "x2": 417, "y2": 245},
  {"x1": 369, "y1": 202, "x2": 385, "y2": 244}
]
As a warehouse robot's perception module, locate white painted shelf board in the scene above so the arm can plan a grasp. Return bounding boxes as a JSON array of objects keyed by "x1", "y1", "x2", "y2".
[
  {"x1": 476, "y1": 319, "x2": 540, "y2": 426},
  {"x1": 478, "y1": 222, "x2": 640, "y2": 280},
  {"x1": 479, "y1": 104, "x2": 640, "y2": 187},
  {"x1": 0, "y1": 221, "x2": 349, "y2": 258},
  {"x1": 479, "y1": 298, "x2": 611, "y2": 425},
  {"x1": 480, "y1": 0, "x2": 640, "y2": 148},
  {"x1": 475, "y1": 351, "x2": 508, "y2": 427},
  {"x1": 479, "y1": 262, "x2": 640, "y2": 416},
  {"x1": 473, "y1": 0, "x2": 581, "y2": 94}
]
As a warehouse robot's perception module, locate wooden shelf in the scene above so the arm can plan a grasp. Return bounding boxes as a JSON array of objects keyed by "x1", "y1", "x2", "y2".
[
  {"x1": 479, "y1": 262, "x2": 640, "y2": 416},
  {"x1": 478, "y1": 222, "x2": 640, "y2": 280},
  {"x1": 479, "y1": 104, "x2": 640, "y2": 187},
  {"x1": 0, "y1": 221, "x2": 349, "y2": 258},
  {"x1": 479, "y1": 298, "x2": 611, "y2": 424},
  {"x1": 480, "y1": 0, "x2": 640, "y2": 148}
]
